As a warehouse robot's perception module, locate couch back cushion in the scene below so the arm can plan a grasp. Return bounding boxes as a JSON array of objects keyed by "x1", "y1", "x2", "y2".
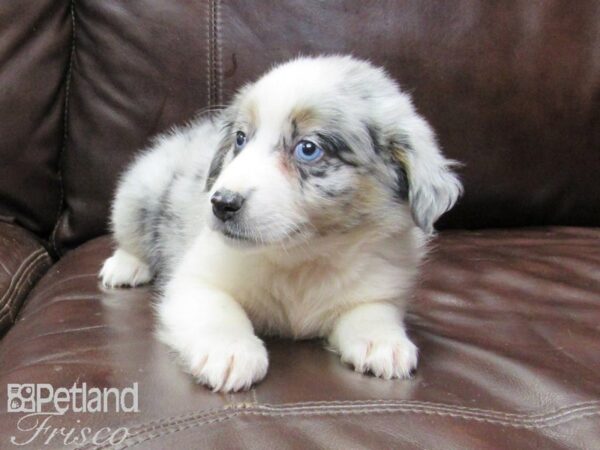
[
  {"x1": 0, "y1": 0, "x2": 70, "y2": 236},
  {"x1": 53, "y1": 0, "x2": 600, "y2": 252}
]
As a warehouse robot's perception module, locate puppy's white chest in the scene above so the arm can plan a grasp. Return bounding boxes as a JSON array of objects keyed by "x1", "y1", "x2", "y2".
[{"x1": 235, "y1": 261, "x2": 340, "y2": 338}]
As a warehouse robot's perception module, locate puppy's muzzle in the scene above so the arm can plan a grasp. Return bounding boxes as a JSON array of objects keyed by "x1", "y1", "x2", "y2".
[{"x1": 211, "y1": 189, "x2": 245, "y2": 222}]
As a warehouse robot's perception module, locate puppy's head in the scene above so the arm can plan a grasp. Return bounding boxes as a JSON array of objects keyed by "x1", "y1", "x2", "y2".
[{"x1": 206, "y1": 56, "x2": 462, "y2": 248}]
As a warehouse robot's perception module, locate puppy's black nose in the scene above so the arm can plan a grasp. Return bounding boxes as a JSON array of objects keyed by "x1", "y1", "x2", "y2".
[{"x1": 211, "y1": 190, "x2": 245, "y2": 221}]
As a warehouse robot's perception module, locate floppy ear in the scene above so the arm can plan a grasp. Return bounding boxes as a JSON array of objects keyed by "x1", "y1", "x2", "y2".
[
  {"x1": 204, "y1": 108, "x2": 237, "y2": 192},
  {"x1": 392, "y1": 115, "x2": 462, "y2": 234}
]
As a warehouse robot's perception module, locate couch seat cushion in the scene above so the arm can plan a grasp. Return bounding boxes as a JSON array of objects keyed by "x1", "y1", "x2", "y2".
[
  {"x1": 0, "y1": 223, "x2": 52, "y2": 333},
  {"x1": 0, "y1": 228, "x2": 598, "y2": 449}
]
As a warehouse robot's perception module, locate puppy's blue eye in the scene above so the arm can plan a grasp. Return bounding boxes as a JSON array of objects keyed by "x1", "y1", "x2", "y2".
[
  {"x1": 294, "y1": 140, "x2": 323, "y2": 163},
  {"x1": 235, "y1": 131, "x2": 246, "y2": 150}
]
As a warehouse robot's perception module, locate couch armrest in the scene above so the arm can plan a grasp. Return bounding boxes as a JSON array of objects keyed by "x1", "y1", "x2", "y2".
[{"x1": 0, "y1": 223, "x2": 52, "y2": 333}]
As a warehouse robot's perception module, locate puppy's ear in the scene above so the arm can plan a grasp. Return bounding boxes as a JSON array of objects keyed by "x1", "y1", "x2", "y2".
[
  {"x1": 391, "y1": 116, "x2": 462, "y2": 234},
  {"x1": 205, "y1": 145, "x2": 227, "y2": 192},
  {"x1": 205, "y1": 111, "x2": 236, "y2": 192}
]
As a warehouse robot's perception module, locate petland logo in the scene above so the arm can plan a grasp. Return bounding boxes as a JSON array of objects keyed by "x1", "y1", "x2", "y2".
[{"x1": 7, "y1": 383, "x2": 138, "y2": 447}]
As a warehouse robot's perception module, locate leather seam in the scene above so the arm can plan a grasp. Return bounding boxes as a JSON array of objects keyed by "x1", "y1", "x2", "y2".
[
  {"x1": 215, "y1": 0, "x2": 222, "y2": 105},
  {"x1": 258, "y1": 402, "x2": 600, "y2": 423},
  {"x1": 205, "y1": 0, "x2": 212, "y2": 108},
  {"x1": 0, "y1": 249, "x2": 46, "y2": 307},
  {"x1": 258, "y1": 400, "x2": 600, "y2": 420},
  {"x1": 82, "y1": 400, "x2": 600, "y2": 450},
  {"x1": 50, "y1": 0, "x2": 77, "y2": 256},
  {"x1": 87, "y1": 403, "x2": 600, "y2": 449},
  {"x1": 206, "y1": 0, "x2": 222, "y2": 106},
  {"x1": 0, "y1": 249, "x2": 49, "y2": 318},
  {"x1": 115, "y1": 399, "x2": 600, "y2": 435},
  {"x1": 0, "y1": 252, "x2": 49, "y2": 322}
]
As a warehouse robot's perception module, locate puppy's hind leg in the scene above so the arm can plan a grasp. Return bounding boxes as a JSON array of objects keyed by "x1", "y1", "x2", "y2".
[
  {"x1": 100, "y1": 248, "x2": 153, "y2": 288},
  {"x1": 100, "y1": 130, "x2": 194, "y2": 288},
  {"x1": 100, "y1": 193, "x2": 155, "y2": 288},
  {"x1": 100, "y1": 157, "x2": 160, "y2": 288}
]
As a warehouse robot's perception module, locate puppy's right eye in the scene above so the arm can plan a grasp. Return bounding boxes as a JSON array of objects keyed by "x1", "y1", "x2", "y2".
[
  {"x1": 294, "y1": 140, "x2": 324, "y2": 163},
  {"x1": 235, "y1": 131, "x2": 247, "y2": 150}
]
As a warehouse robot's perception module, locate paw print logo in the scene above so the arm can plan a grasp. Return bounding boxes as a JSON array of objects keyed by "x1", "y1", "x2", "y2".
[{"x1": 7, "y1": 384, "x2": 36, "y2": 413}]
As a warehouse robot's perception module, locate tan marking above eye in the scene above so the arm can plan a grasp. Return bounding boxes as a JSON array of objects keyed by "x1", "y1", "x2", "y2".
[
  {"x1": 240, "y1": 98, "x2": 259, "y2": 128},
  {"x1": 289, "y1": 107, "x2": 320, "y2": 132}
]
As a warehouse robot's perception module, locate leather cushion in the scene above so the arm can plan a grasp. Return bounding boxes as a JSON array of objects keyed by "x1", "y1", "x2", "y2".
[
  {"x1": 53, "y1": 0, "x2": 600, "y2": 252},
  {"x1": 0, "y1": 0, "x2": 70, "y2": 236},
  {"x1": 0, "y1": 223, "x2": 52, "y2": 333},
  {"x1": 53, "y1": 0, "x2": 212, "y2": 252},
  {"x1": 1, "y1": 228, "x2": 598, "y2": 448}
]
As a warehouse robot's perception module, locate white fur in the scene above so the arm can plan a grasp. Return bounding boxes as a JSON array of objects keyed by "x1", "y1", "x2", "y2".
[
  {"x1": 100, "y1": 56, "x2": 461, "y2": 392},
  {"x1": 100, "y1": 249, "x2": 152, "y2": 288}
]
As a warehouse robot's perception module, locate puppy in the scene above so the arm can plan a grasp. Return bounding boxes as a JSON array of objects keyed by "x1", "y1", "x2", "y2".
[{"x1": 100, "y1": 55, "x2": 462, "y2": 392}]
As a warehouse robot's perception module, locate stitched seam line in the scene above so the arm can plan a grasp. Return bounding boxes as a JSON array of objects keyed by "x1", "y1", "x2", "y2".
[
  {"x1": 205, "y1": 0, "x2": 212, "y2": 108},
  {"x1": 0, "y1": 250, "x2": 48, "y2": 316},
  {"x1": 215, "y1": 0, "x2": 222, "y2": 105},
  {"x1": 0, "y1": 249, "x2": 45, "y2": 307},
  {"x1": 1, "y1": 252, "x2": 50, "y2": 322},
  {"x1": 115, "y1": 399, "x2": 600, "y2": 437},
  {"x1": 209, "y1": 0, "x2": 215, "y2": 105},
  {"x1": 260, "y1": 401, "x2": 600, "y2": 421},
  {"x1": 90, "y1": 405, "x2": 600, "y2": 450},
  {"x1": 50, "y1": 0, "x2": 76, "y2": 256},
  {"x1": 211, "y1": 0, "x2": 217, "y2": 105},
  {"x1": 244, "y1": 399, "x2": 600, "y2": 416},
  {"x1": 121, "y1": 408, "x2": 600, "y2": 450},
  {"x1": 205, "y1": 0, "x2": 218, "y2": 107},
  {"x1": 258, "y1": 402, "x2": 600, "y2": 423},
  {"x1": 83, "y1": 400, "x2": 600, "y2": 450},
  {"x1": 211, "y1": 0, "x2": 218, "y2": 105}
]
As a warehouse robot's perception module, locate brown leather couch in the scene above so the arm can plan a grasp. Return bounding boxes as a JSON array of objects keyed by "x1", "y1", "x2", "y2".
[{"x1": 1, "y1": 1, "x2": 599, "y2": 449}]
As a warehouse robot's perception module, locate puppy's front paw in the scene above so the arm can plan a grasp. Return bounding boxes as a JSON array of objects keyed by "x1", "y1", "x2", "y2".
[
  {"x1": 100, "y1": 249, "x2": 153, "y2": 288},
  {"x1": 338, "y1": 331, "x2": 418, "y2": 379},
  {"x1": 187, "y1": 335, "x2": 268, "y2": 392}
]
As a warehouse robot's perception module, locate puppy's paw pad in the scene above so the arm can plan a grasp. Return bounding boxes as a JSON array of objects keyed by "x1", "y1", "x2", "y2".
[
  {"x1": 99, "y1": 249, "x2": 153, "y2": 288},
  {"x1": 340, "y1": 332, "x2": 418, "y2": 379},
  {"x1": 189, "y1": 336, "x2": 268, "y2": 392}
]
